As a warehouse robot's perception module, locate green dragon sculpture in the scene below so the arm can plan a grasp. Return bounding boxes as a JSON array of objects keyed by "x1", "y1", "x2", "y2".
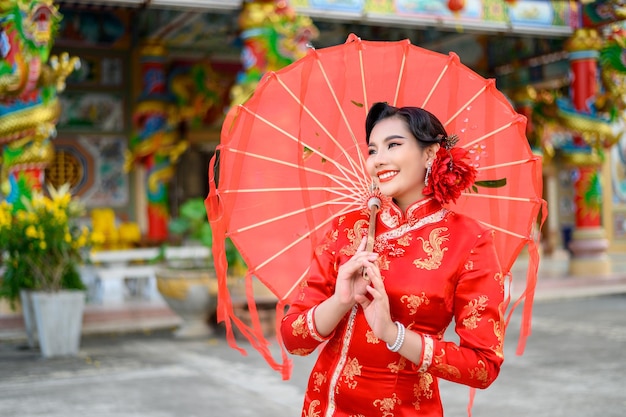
[{"x1": 0, "y1": 0, "x2": 78, "y2": 208}]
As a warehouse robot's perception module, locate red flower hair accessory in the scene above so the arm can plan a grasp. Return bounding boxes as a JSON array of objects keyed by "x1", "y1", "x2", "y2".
[{"x1": 422, "y1": 134, "x2": 477, "y2": 205}]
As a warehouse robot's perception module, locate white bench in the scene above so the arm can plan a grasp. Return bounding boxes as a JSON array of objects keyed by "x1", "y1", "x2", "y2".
[{"x1": 82, "y1": 246, "x2": 211, "y2": 305}]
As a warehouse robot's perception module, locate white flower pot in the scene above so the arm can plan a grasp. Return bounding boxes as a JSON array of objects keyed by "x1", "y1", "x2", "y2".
[
  {"x1": 31, "y1": 290, "x2": 86, "y2": 358},
  {"x1": 19, "y1": 290, "x2": 38, "y2": 349}
]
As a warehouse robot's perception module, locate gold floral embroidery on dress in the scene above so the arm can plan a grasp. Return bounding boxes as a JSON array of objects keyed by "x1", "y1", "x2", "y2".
[
  {"x1": 366, "y1": 329, "x2": 380, "y2": 344},
  {"x1": 494, "y1": 271, "x2": 505, "y2": 292},
  {"x1": 397, "y1": 234, "x2": 411, "y2": 247},
  {"x1": 469, "y1": 360, "x2": 489, "y2": 386},
  {"x1": 401, "y1": 292, "x2": 430, "y2": 315},
  {"x1": 303, "y1": 399, "x2": 321, "y2": 417},
  {"x1": 490, "y1": 308, "x2": 505, "y2": 359},
  {"x1": 412, "y1": 373, "x2": 434, "y2": 410},
  {"x1": 341, "y1": 357, "x2": 362, "y2": 389},
  {"x1": 292, "y1": 347, "x2": 316, "y2": 355},
  {"x1": 292, "y1": 314, "x2": 309, "y2": 338},
  {"x1": 388, "y1": 356, "x2": 407, "y2": 373},
  {"x1": 312, "y1": 371, "x2": 327, "y2": 393},
  {"x1": 464, "y1": 259, "x2": 474, "y2": 270},
  {"x1": 413, "y1": 227, "x2": 449, "y2": 270},
  {"x1": 373, "y1": 393, "x2": 400, "y2": 417},
  {"x1": 462, "y1": 295, "x2": 489, "y2": 330},
  {"x1": 433, "y1": 350, "x2": 461, "y2": 379}
]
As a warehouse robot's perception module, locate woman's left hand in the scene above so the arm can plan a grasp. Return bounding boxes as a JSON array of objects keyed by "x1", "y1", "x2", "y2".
[{"x1": 354, "y1": 264, "x2": 395, "y2": 344}]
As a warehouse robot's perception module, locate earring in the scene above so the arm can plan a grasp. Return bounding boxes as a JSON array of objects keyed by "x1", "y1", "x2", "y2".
[{"x1": 425, "y1": 160, "x2": 432, "y2": 187}]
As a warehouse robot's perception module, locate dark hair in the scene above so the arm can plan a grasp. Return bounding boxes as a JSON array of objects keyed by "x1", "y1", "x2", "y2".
[{"x1": 365, "y1": 102, "x2": 446, "y2": 149}]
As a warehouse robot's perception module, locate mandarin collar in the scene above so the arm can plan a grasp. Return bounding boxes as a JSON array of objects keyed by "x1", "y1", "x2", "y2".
[{"x1": 379, "y1": 197, "x2": 443, "y2": 229}]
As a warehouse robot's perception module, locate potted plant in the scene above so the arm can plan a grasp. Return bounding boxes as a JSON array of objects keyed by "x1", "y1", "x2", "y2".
[
  {"x1": 155, "y1": 197, "x2": 247, "y2": 338},
  {"x1": 0, "y1": 184, "x2": 97, "y2": 357}
]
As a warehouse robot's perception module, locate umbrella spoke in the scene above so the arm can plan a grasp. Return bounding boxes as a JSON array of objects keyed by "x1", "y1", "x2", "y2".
[
  {"x1": 461, "y1": 192, "x2": 539, "y2": 203},
  {"x1": 222, "y1": 186, "x2": 363, "y2": 207},
  {"x1": 240, "y1": 106, "x2": 366, "y2": 189},
  {"x1": 421, "y1": 54, "x2": 452, "y2": 108},
  {"x1": 358, "y1": 47, "x2": 369, "y2": 117},
  {"x1": 233, "y1": 195, "x2": 362, "y2": 234},
  {"x1": 227, "y1": 147, "x2": 365, "y2": 193},
  {"x1": 314, "y1": 56, "x2": 369, "y2": 182},
  {"x1": 476, "y1": 220, "x2": 528, "y2": 240},
  {"x1": 444, "y1": 84, "x2": 488, "y2": 127},
  {"x1": 269, "y1": 75, "x2": 368, "y2": 192},
  {"x1": 282, "y1": 267, "x2": 310, "y2": 302},
  {"x1": 251, "y1": 205, "x2": 357, "y2": 298},
  {"x1": 392, "y1": 41, "x2": 409, "y2": 107},
  {"x1": 461, "y1": 121, "x2": 515, "y2": 149},
  {"x1": 476, "y1": 158, "x2": 537, "y2": 171}
]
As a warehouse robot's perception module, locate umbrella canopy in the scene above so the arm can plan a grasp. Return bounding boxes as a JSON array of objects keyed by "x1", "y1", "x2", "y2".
[{"x1": 206, "y1": 34, "x2": 547, "y2": 378}]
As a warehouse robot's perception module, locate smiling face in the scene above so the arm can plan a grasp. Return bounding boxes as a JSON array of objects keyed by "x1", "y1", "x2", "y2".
[{"x1": 366, "y1": 116, "x2": 438, "y2": 212}]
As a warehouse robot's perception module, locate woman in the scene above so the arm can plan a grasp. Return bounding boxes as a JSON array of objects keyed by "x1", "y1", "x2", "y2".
[{"x1": 280, "y1": 102, "x2": 505, "y2": 416}]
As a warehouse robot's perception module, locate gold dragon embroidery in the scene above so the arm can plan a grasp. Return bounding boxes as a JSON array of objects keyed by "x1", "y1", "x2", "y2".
[
  {"x1": 340, "y1": 220, "x2": 368, "y2": 256},
  {"x1": 413, "y1": 227, "x2": 449, "y2": 270}
]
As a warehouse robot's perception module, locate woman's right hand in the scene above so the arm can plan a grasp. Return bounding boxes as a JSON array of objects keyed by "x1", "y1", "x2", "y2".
[{"x1": 334, "y1": 236, "x2": 379, "y2": 307}]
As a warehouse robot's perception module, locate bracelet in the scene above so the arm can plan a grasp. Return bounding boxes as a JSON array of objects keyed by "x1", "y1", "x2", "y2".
[{"x1": 386, "y1": 321, "x2": 405, "y2": 353}]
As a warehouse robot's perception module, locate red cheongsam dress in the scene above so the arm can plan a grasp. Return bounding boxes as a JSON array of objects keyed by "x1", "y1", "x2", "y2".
[{"x1": 281, "y1": 197, "x2": 506, "y2": 417}]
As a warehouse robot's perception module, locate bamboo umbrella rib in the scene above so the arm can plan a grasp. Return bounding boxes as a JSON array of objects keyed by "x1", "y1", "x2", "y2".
[
  {"x1": 315, "y1": 56, "x2": 368, "y2": 185},
  {"x1": 460, "y1": 192, "x2": 537, "y2": 203},
  {"x1": 252, "y1": 205, "x2": 355, "y2": 274},
  {"x1": 462, "y1": 121, "x2": 514, "y2": 149},
  {"x1": 477, "y1": 220, "x2": 527, "y2": 239},
  {"x1": 223, "y1": 186, "x2": 363, "y2": 206},
  {"x1": 444, "y1": 84, "x2": 487, "y2": 127},
  {"x1": 359, "y1": 47, "x2": 368, "y2": 117},
  {"x1": 421, "y1": 58, "x2": 450, "y2": 108},
  {"x1": 475, "y1": 158, "x2": 533, "y2": 171},
  {"x1": 241, "y1": 106, "x2": 365, "y2": 189},
  {"x1": 392, "y1": 46, "x2": 408, "y2": 107},
  {"x1": 228, "y1": 146, "x2": 364, "y2": 192},
  {"x1": 282, "y1": 267, "x2": 310, "y2": 302},
  {"x1": 223, "y1": 186, "x2": 355, "y2": 194},
  {"x1": 256, "y1": 80, "x2": 364, "y2": 189},
  {"x1": 233, "y1": 195, "x2": 360, "y2": 234}
]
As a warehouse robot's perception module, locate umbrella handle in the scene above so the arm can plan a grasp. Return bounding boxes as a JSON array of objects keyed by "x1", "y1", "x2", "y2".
[
  {"x1": 366, "y1": 205, "x2": 378, "y2": 252},
  {"x1": 362, "y1": 203, "x2": 379, "y2": 282}
]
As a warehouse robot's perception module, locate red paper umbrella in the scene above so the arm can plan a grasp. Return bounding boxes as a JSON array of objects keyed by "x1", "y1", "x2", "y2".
[{"x1": 206, "y1": 34, "x2": 547, "y2": 379}]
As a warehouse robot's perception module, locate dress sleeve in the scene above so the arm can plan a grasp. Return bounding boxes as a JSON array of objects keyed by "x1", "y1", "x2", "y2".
[
  {"x1": 422, "y1": 229, "x2": 506, "y2": 389},
  {"x1": 280, "y1": 223, "x2": 339, "y2": 356}
]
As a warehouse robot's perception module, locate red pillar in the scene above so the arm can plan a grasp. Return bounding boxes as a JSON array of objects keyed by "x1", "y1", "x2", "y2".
[{"x1": 564, "y1": 28, "x2": 610, "y2": 275}]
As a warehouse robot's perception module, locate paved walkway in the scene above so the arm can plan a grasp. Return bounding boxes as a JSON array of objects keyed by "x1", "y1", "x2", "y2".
[{"x1": 1, "y1": 292, "x2": 625, "y2": 417}]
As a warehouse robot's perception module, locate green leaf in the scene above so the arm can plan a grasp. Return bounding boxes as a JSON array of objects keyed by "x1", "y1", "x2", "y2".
[{"x1": 474, "y1": 178, "x2": 507, "y2": 188}]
